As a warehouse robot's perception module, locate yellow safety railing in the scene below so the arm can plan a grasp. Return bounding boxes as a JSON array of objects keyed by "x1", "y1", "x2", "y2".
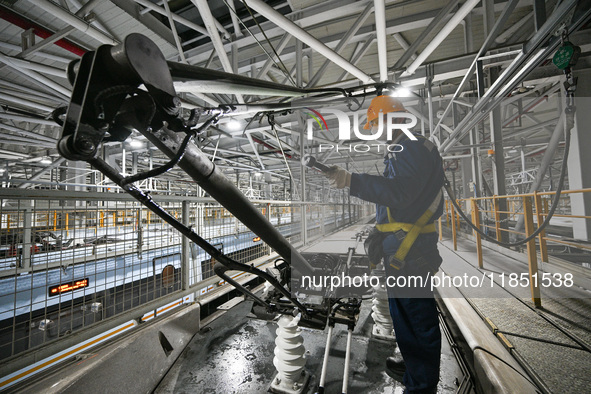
[{"x1": 438, "y1": 188, "x2": 591, "y2": 307}]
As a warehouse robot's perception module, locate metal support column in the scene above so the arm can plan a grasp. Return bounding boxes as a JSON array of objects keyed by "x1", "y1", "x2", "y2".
[
  {"x1": 489, "y1": 67, "x2": 509, "y2": 241},
  {"x1": 566, "y1": 70, "x2": 591, "y2": 240},
  {"x1": 181, "y1": 201, "x2": 190, "y2": 290},
  {"x1": 296, "y1": 39, "x2": 307, "y2": 245},
  {"x1": 22, "y1": 201, "x2": 32, "y2": 270}
]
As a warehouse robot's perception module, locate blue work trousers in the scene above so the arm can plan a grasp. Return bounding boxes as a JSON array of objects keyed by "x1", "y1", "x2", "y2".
[
  {"x1": 382, "y1": 233, "x2": 442, "y2": 392},
  {"x1": 388, "y1": 295, "x2": 440, "y2": 393}
]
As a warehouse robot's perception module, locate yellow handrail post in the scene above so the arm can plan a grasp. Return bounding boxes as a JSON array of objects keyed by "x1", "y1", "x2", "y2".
[
  {"x1": 66, "y1": 213, "x2": 69, "y2": 237},
  {"x1": 470, "y1": 199, "x2": 483, "y2": 268},
  {"x1": 523, "y1": 196, "x2": 542, "y2": 307},
  {"x1": 6, "y1": 214, "x2": 10, "y2": 233},
  {"x1": 457, "y1": 201, "x2": 462, "y2": 232},
  {"x1": 543, "y1": 198, "x2": 549, "y2": 216},
  {"x1": 534, "y1": 192, "x2": 548, "y2": 263},
  {"x1": 53, "y1": 211, "x2": 57, "y2": 232},
  {"x1": 100, "y1": 211, "x2": 104, "y2": 227},
  {"x1": 445, "y1": 200, "x2": 450, "y2": 227},
  {"x1": 493, "y1": 196, "x2": 502, "y2": 241},
  {"x1": 451, "y1": 202, "x2": 457, "y2": 250}
]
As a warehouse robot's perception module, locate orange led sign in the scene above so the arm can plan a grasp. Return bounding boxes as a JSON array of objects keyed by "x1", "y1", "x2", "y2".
[
  {"x1": 253, "y1": 237, "x2": 261, "y2": 242},
  {"x1": 48, "y1": 278, "x2": 89, "y2": 297}
]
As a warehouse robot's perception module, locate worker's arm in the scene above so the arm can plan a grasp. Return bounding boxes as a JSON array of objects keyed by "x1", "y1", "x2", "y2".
[{"x1": 349, "y1": 142, "x2": 437, "y2": 209}]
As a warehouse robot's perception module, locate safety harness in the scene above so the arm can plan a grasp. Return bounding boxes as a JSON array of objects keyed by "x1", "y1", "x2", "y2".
[{"x1": 374, "y1": 136, "x2": 443, "y2": 270}]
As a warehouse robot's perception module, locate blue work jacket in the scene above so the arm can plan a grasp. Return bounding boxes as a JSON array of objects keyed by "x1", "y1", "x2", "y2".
[{"x1": 349, "y1": 135, "x2": 444, "y2": 258}]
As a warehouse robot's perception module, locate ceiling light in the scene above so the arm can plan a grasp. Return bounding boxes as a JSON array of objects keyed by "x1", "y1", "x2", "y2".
[
  {"x1": 391, "y1": 87, "x2": 411, "y2": 97},
  {"x1": 227, "y1": 119, "x2": 241, "y2": 131},
  {"x1": 129, "y1": 139, "x2": 143, "y2": 148},
  {"x1": 40, "y1": 157, "x2": 52, "y2": 165}
]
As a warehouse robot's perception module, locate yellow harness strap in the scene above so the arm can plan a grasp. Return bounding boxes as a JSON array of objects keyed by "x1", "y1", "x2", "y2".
[
  {"x1": 378, "y1": 190, "x2": 442, "y2": 267},
  {"x1": 375, "y1": 221, "x2": 436, "y2": 233},
  {"x1": 392, "y1": 205, "x2": 437, "y2": 262}
]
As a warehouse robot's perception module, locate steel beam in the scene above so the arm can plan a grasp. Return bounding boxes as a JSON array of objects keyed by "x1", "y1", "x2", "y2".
[
  {"x1": 392, "y1": 33, "x2": 417, "y2": 61},
  {"x1": 391, "y1": 0, "x2": 459, "y2": 71},
  {"x1": 192, "y1": 0, "x2": 244, "y2": 103},
  {"x1": 308, "y1": 2, "x2": 373, "y2": 86},
  {"x1": 18, "y1": 157, "x2": 66, "y2": 189},
  {"x1": 68, "y1": 0, "x2": 118, "y2": 39},
  {"x1": 161, "y1": 0, "x2": 187, "y2": 62},
  {"x1": 401, "y1": 0, "x2": 480, "y2": 77},
  {"x1": 374, "y1": 0, "x2": 388, "y2": 82},
  {"x1": 0, "y1": 53, "x2": 66, "y2": 78},
  {"x1": 0, "y1": 53, "x2": 70, "y2": 98},
  {"x1": 495, "y1": 12, "x2": 532, "y2": 44},
  {"x1": 439, "y1": 0, "x2": 589, "y2": 153},
  {"x1": 27, "y1": 0, "x2": 117, "y2": 45},
  {"x1": 431, "y1": 0, "x2": 520, "y2": 144},
  {"x1": 0, "y1": 122, "x2": 56, "y2": 143},
  {"x1": 336, "y1": 37, "x2": 375, "y2": 83},
  {"x1": 133, "y1": 0, "x2": 208, "y2": 37},
  {"x1": 244, "y1": 0, "x2": 373, "y2": 83},
  {"x1": 0, "y1": 92, "x2": 55, "y2": 112},
  {"x1": 110, "y1": 0, "x2": 176, "y2": 49},
  {"x1": 227, "y1": 0, "x2": 243, "y2": 37},
  {"x1": 0, "y1": 112, "x2": 57, "y2": 127},
  {"x1": 255, "y1": 33, "x2": 292, "y2": 80}
]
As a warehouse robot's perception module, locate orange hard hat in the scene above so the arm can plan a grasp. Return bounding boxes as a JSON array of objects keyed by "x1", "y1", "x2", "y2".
[{"x1": 364, "y1": 95, "x2": 406, "y2": 129}]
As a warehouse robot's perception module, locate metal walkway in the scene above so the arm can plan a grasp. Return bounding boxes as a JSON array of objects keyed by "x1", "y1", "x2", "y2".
[{"x1": 438, "y1": 237, "x2": 591, "y2": 393}]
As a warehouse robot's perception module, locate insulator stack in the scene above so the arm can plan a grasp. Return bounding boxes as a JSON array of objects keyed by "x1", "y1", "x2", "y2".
[
  {"x1": 371, "y1": 271, "x2": 395, "y2": 341},
  {"x1": 270, "y1": 315, "x2": 309, "y2": 394}
]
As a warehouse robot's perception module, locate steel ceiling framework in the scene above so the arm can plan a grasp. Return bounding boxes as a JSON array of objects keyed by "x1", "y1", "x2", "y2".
[{"x1": 0, "y1": 0, "x2": 589, "y2": 200}]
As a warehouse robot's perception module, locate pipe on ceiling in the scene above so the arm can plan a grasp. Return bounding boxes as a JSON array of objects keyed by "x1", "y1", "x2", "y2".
[
  {"x1": 374, "y1": 0, "x2": 388, "y2": 82},
  {"x1": 0, "y1": 53, "x2": 70, "y2": 98},
  {"x1": 0, "y1": 53, "x2": 67, "y2": 78},
  {"x1": 0, "y1": 92, "x2": 55, "y2": 112},
  {"x1": 28, "y1": 0, "x2": 117, "y2": 45},
  {"x1": 0, "y1": 4, "x2": 86, "y2": 56}
]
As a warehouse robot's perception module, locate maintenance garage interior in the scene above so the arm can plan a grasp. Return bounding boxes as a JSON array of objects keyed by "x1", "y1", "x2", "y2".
[{"x1": 0, "y1": 0, "x2": 591, "y2": 393}]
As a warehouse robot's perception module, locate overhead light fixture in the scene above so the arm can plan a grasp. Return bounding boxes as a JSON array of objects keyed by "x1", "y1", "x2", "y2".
[
  {"x1": 254, "y1": 171, "x2": 262, "y2": 177},
  {"x1": 40, "y1": 157, "x2": 52, "y2": 165},
  {"x1": 227, "y1": 119, "x2": 241, "y2": 131},
  {"x1": 129, "y1": 139, "x2": 143, "y2": 148},
  {"x1": 391, "y1": 87, "x2": 411, "y2": 97}
]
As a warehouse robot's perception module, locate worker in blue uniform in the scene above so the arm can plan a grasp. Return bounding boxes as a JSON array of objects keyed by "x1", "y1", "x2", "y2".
[{"x1": 325, "y1": 95, "x2": 444, "y2": 394}]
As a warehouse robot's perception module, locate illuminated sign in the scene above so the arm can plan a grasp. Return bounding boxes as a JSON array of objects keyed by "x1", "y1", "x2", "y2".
[
  {"x1": 48, "y1": 278, "x2": 89, "y2": 297},
  {"x1": 253, "y1": 237, "x2": 261, "y2": 242}
]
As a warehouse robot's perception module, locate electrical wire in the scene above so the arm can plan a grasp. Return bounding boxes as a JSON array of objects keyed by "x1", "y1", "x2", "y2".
[
  {"x1": 120, "y1": 114, "x2": 217, "y2": 186},
  {"x1": 222, "y1": 0, "x2": 297, "y2": 87}
]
